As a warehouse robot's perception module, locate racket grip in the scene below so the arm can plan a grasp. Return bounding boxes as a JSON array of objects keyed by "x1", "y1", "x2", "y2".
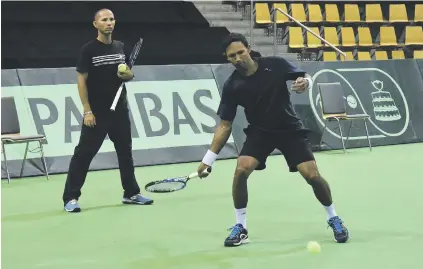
[
  {"x1": 110, "y1": 84, "x2": 124, "y2": 111},
  {"x1": 190, "y1": 167, "x2": 212, "y2": 179}
]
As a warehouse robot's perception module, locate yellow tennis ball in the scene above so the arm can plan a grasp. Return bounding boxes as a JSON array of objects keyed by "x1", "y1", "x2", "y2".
[
  {"x1": 118, "y1": 63, "x2": 127, "y2": 73},
  {"x1": 307, "y1": 241, "x2": 321, "y2": 253}
]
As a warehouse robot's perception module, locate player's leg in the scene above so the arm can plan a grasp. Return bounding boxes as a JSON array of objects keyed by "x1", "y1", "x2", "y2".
[
  {"x1": 62, "y1": 117, "x2": 108, "y2": 212},
  {"x1": 224, "y1": 129, "x2": 275, "y2": 247},
  {"x1": 108, "y1": 105, "x2": 153, "y2": 205},
  {"x1": 277, "y1": 133, "x2": 349, "y2": 243}
]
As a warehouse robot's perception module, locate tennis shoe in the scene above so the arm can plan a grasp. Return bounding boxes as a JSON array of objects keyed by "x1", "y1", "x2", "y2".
[
  {"x1": 327, "y1": 216, "x2": 349, "y2": 243},
  {"x1": 224, "y1": 223, "x2": 249, "y2": 247},
  {"x1": 122, "y1": 193, "x2": 154, "y2": 205},
  {"x1": 64, "y1": 199, "x2": 81, "y2": 213}
]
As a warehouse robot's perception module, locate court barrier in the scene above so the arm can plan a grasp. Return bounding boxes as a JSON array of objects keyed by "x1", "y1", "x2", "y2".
[{"x1": 2, "y1": 59, "x2": 423, "y2": 179}]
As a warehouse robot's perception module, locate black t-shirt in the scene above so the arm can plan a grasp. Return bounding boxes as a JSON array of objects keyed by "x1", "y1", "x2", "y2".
[
  {"x1": 76, "y1": 39, "x2": 127, "y2": 114},
  {"x1": 217, "y1": 56, "x2": 306, "y2": 132}
]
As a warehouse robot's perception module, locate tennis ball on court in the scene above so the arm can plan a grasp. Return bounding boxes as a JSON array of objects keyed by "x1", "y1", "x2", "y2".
[
  {"x1": 118, "y1": 63, "x2": 127, "y2": 73},
  {"x1": 307, "y1": 241, "x2": 321, "y2": 253}
]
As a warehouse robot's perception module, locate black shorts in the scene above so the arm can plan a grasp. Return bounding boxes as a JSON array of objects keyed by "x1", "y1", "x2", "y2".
[{"x1": 239, "y1": 127, "x2": 315, "y2": 172}]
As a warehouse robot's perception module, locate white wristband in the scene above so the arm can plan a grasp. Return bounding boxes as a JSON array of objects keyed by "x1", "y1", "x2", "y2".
[{"x1": 202, "y1": 150, "x2": 218, "y2": 166}]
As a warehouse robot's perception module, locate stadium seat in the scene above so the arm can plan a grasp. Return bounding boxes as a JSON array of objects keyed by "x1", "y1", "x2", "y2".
[
  {"x1": 357, "y1": 51, "x2": 372, "y2": 60},
  {"x1": 379, "y1": 26, "x2": 398, "y2": 46},
  {"x1": 291, "y1": 3, "x2": 307, "y2": 22},
  {"x1": 375, "y1": 51, "x2": 388, "y2": 60},
  {"x1": 341, "y1": 27, "x2": 356, "y2": 47},
  {"x1": 323, "y1": 51, "x2": 337, "y2": 61},
  {"x1": 273, "y1": 3, "x2": 289, "y2": 24},
  {"x1": 340, "y1": 51, "x2": 354, "y2": 61},
  {"x1": 415, "y1": 4, "x2": 423, "y2": 23},
  {"x1": 366, "y1": 4, "x2": 384, "y2": 23},
  {"x1": 358, "y1": 27, "x2": 373, "y2": 47},
  {"x1": 324, "y1": 27, "x2": 339, "y2": 47},
  {"x1": 307, "y1": 27, "x2": 322, "y2": 48},
  {"x1": 344, "y1": 4, "x2": 361, "y2": 23},
  {"x1": 325, "y1": 4, "x2": 340, "y2": 23},
  {"x1": 405, "y1": 26, "x2": 423, "y2": 46},
  {"x1": 391, "y1": 50, "x2": 405, "y2": 59},
  {"x1": 255, "y1": 3, "x2": 271, "y2": 24},
  {"x1": 289, "y1": 27, "x2": 304, "y2": 48},
  {"x1": 414, "y1": 50, "x2": 423, "y2": 59},
  {"x1": 308, "y1": 4, "x2": 323, "y2": 23},
  {"x1": 389, "y1": 4, "x2": 408, "y2": 23}
]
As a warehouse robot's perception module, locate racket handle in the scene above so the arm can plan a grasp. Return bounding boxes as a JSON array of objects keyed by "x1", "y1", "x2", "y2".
[
  {"x1": 189, "y1": 167, "x2": 212, "y2": 179},
  {"x1": 110, "y1": 84, "x2": 124, "y2": 111}
]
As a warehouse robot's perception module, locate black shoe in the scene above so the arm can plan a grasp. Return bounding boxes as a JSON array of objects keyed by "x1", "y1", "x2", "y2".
[
  {"x1": 328, "y1": 216, "x2": 349, "y2": 243},
  {"x1": 224, "y1": 223, "x2": 249, "y2": 247}
]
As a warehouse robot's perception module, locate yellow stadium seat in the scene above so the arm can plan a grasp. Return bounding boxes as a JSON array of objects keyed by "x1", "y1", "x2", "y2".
[
  {"x1": 323, "y1": 51, "x2": 337, "y2": 61},
  {"x1": 325, "y1": 4, "x2": 340, "y2": 23},
  {"x1": 255, "y1": 3, "x2": 271, "y2": 24},
  {"x1": 289, "y1": 27, "x2": 304, "y2": 48},
  {"x1": 357, "y1": 51, "x2": 372, "y2": 61},
  {"x1": 415, "y1": 4, "x2": 423, "y2": 23},
  {"x1": 366, "y1": 4, "x2": 384, "y2": 23},
  {"x1": 375, "y1": 51, "x2": 388, "y2": 60},
  {"x1": 341, "y1": 27, "x2": 356, "y2": 47},
  {"x1": 405, "y1": 26, "x2": 423, "y2": 46},
  {"x1": 291, "y1": 3, "x2": 307, "y2": 22},
  {"x1": 389, "y1": 4, "x2": 408, "y2": 23},
  {"x1": 391, "y1": 50, "x2": 405, "y2": 59},
  {"x1": 324, "y1": 27, "x2": 339, "y2": 47},
  {"x1": 358, "y1": 27, "x2": 373, "y2": 47},
  {"x1": 379, "y1": 27, "x2": 398, "y2": 46},
  {"x1": 344, "y1": 4, "x2": 361, "y2": 23},
  {"x1": 273, "y1": 3, "x2": 289, "y2": 24},
  {"x1": 307, "y1": 27, "x2": 322, "y2": 48},
  {"x1": 308, "y1": 4, "x2": 323, "y2": 23},
  {"x1": 340, "y1": 51, "x2": 354, "y2": 61},
  {"x1": 414, "y1": 50, "x2": 423, "y2": 59}
]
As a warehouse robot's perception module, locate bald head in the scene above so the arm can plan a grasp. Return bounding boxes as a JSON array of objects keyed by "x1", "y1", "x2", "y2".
[{"x1": 94, "y1": 8, "x2": 113, "y2": 21}]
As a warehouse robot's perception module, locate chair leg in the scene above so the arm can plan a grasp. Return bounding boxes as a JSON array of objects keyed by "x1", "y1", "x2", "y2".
[
  {"x1": 20, "y1": 142, "x2": 29, "y2": 178},
  {"x1": 2, "y1": 143, "x2": 11, "y2": 184},
  {"x1": 344, "y1": 120, "x2": 353, "y2": 148},
  {"x1": 364, "y1": 118, "x2": 372, "y2": 152},
  {"x1": 39, "y1": 140, "x2": 49, "y2": 180},
  {"x1": 335, "y1": 118, "x2": 346, "y2": 153},
  {"x1": 319, "y1": 119, "x2": 328, "y2": 150}
]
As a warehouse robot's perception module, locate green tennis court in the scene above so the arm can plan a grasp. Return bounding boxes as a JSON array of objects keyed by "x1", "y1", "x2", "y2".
[{"x1": 2, "y1": 143, "x2": 422, "y2": 269}]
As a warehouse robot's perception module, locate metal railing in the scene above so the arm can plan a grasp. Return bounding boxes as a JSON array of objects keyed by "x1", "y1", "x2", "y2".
[{"x1": 247, "y1": 1, "x2": 346, "y2": 59}]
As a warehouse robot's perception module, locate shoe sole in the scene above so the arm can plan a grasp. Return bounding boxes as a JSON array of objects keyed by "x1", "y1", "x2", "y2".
[
  {"x1": 224, "y1": 236, "x2": 249, "y2": 247},
  {"x1": 64, "y1": 208, "x2": 81, "y2": 213},
  {"x1": 122, "y1": 200, "x2": 154, "y2": 205}
]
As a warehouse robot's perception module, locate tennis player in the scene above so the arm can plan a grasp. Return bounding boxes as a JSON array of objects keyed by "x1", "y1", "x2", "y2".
[
  {"x1": 62, "y1": 8, "x2": 153, "y2": 213},
  {"x1": 197, "y1": 33, "x2": 349, "y2": 246}
]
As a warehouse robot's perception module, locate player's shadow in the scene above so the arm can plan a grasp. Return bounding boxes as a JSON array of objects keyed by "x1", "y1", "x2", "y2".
[{"x1": 2, "y1": 203, "x2": 123, "y2": 222}]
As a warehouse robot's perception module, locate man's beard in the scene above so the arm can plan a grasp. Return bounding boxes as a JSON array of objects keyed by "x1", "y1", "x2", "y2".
[{"x1": 235, "y1": 62, "x2": 249, "y2": 74}]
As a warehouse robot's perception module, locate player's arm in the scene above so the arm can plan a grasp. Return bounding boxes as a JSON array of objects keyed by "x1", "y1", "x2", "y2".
[
  {"x1": 117, "y1": 42, "x2": 134, "y2": 82},
  {"x1": 206, "y1": 119, "x2": 233, "y2": 157},
  {"x1": 273, "y1": 56, "x2": 312, "y2": 93}
]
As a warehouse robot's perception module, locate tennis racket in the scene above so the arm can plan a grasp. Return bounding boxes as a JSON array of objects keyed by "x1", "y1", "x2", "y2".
[
  {"x1": 144, "y1": 167, "x2": 212, "y2": 193},
  {"x1": 110, "y1": 38, "x2": 143, "y2": 111}
]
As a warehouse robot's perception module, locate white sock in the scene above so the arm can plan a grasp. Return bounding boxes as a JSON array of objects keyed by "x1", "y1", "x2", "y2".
[
  {"x1": 324, "y1": 204, "x2": 337, "y2": 220},
  {"x1": 235, "y1": 208, "x2": 247, "y2": 228}
]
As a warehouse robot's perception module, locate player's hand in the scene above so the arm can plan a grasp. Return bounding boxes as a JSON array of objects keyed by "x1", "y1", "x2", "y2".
[
  {"x1": 117, "y1": 68, "x2": 133, "y2": 81},
  {"x1": 84, "y1": 113, "x2": 96, "y2": 128},
  {"x1": 197, "y1": 162, "x2": 211, "y2": 178},
  {"x1": 291, "y1": 77, "x2": 309, "y2": 94}
]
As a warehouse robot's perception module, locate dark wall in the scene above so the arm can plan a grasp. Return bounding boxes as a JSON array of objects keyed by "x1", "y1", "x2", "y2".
[{"x1": 1, "y1": 1, "x2": 229, "y2": 69}]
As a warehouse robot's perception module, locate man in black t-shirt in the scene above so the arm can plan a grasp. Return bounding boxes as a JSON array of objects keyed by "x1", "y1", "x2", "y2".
[
  {"x1": 197, "y1": 33, "x2": 349, "y2": 246},
  {"x1": 62, "y1": 9, "x2": 153, "y2": 213}
]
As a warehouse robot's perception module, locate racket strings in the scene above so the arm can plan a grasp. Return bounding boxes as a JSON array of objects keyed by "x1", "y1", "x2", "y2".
[{"x1": 146, "y1": 181, "x2": 185, "y2": 192}]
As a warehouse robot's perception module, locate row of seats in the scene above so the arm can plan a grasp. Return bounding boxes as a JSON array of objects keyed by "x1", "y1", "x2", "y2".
[
  {"x1": 323, "y1": 50, "x2": 423, "y2": 61},
  {"x1": 256, "y1": 3, "x2": 423, "y2": 24},
  {"x1": 288, "y1": 26, "x2": 423, "y2": 49}
]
